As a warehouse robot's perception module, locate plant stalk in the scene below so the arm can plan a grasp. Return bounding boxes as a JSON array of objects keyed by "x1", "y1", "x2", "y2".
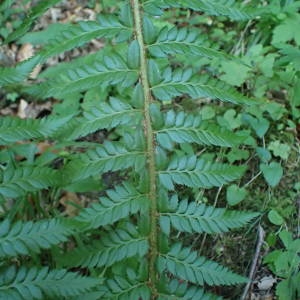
[{"x1": 131, "y1": 0, "x2": 158, "y2": 296}]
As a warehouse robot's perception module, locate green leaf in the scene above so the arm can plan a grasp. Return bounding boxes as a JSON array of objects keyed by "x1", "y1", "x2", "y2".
[
  {"x1": 159, "y1": 243, "x2": 248, "y2": 286},
  {"x1": 100, "y1": 272, "x2": 150, "y2": 300},
  {"x1": 128, "y1": 40, "x2": 140, "y2": 69},
  {"x1": 149, "y1": 26, "x2": 237, "y2": 62},
  {"x1": 152, "y1": 70, "x2": 261, "y2": 105},
  {"x1": 217, "y1": 109, "x2": 242, "y2": 130},
  {"x1": 143, "y1": 16, "x2": 156, "y2": 44},
  {"x1": 76, "y1": 183, "x2": 149, "y2": 229},
  {"x1": 276, "y1": 279, "x2": 294, "y2": 300},
  {"x1": 0, "y1": 0, "x2": 15, "y2": 11},
  {"x1": 272, "y1": 14, "x2": 300, "y2": 45},
  {"x1": 160, "y1": 198, "x2": 258, "y2": 234},
  {"x1": 242, "y1": 114, "x2": 269, "y2": 138},
  {"x1": 0, "y1": 55, "x2": 41, "y2": 87},
  {"x1": 63, "y1": 141, "x2": 145, "y2": 182},
  {"x1": 0, "y1": 115, "x2": 73, "y2": 145},
  {"x1": 220, "y1": 61, "x2": 250, "y2": 86},
  {"x1": 40, "y1": 17, "x2": 132, "y2": 60},
  {"x1": 58, "y1": 223, "x2": 148, "y2": 268},
  {"x1": 0, "y1": 165, "x2": 61, "y2": 198},
  {"x1": 260, "y1": 162, "x2": 283, "y2": 187},
  {"x1": 148, "y1": 59, "x2": 162, "y2": 86},
  {"x1": 120, "y1": 2, "x2": 133, "y2": 27},
  {"x1": 226, "y1": 184, "x2": 248, "y2": 206},
  {"x1": 5, "y1": 0, "x2": 63, "y2": 43},
  {"x1": 268, "y1": 210, "x2": 284, "y2": 226},
  {"x1": 0, "y1": 266, "x2": 100, "y2": 299},
  {"x1": 68, "y1": 97, "x2": 142, "y2": 140},
  {"x1": 268, "y1": 141, "x2": 291, "y2": 160},
  {"x1": 157, "y1": 277, "x2": 222, "y2": 300},
  {"x1": 37, "y1": 54, "x2": 138, "y2": 99},
  {"x1": 156, "y1": 110, "x2": 245, "y2": 148},
  {"x1": 0, "y1": 219, "x2": 73, "y2": 257},
  {"x1": 155, "y1": 0, "x2": 262, "y2": 20},
  {"x1": 159, "y1": 155, "x2": 246, "y2": 190},
  {"x1": 256, "y1": 147, "x2": 271, "y2": 163}
]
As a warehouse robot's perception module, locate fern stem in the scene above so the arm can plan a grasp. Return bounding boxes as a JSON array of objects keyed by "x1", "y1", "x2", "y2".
[{"x1": 131, "y1": 0, "x2": 158, "y2": 296}]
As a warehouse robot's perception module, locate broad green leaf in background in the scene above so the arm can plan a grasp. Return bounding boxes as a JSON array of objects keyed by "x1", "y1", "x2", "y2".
[
  {"x1": 220, "y1": 61, "x2": 250, "y2": 86},
  {"x1": 260, "y1": 162, "x2": 283, "y2": 187},
  {"x1": 256, "y1": 147, "x2": 271, "y2": 163},
  {"x1": 217, "y1": 109, "x2": 242, "y2": 130},
  {"x1": 226, "y1": 184, "x2": 248, "y2": 206},
  {"x1": 227, "y1": 148, "x2": 250, "y2": 163},
  {"x1": 268, "y1": 141, "x2": 291, "y2": 160},
  {"x1": 242, "y1": 114, "x2": 269, "y2": 138},
  {"x1": 272, "y1": 14, "x2": 300, "y2": 45},
  {"x1": 268, "y1": 209, "x2": 284, "y2": 225}
]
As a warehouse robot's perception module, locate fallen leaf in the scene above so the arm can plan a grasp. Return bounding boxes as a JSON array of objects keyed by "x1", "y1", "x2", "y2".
[
  {"x1": 17, "y1": 43, "x2": 34, "y2": 62},
  {"x1": 257, "y1": 276, "x2": 277, "y2": 291},
  {"x1": 59, "y1": 192, "x2": 82, "y2": 217},
  {"x1": 17, "y1": 99, "x2": 29, "y2": 119}
]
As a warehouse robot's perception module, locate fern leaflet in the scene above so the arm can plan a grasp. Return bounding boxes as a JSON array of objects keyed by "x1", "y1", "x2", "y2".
[
  {"x1": 40, "y1": 16, "x2": 132, "y2": 60},
  {"x1": 0, "y1": 56, "x2": 41, "y2": 87},
  {"x1": 156, "y1": 110, "x2": 245, "y2": 149},
  {"x1": 0, "y1": 165, "x2": 61, "y2": 198},
  {"x1": 101, "y1": 270, "x2": 150, "y2": 300},
  {"x1": 39, "y1": 54, "x2": 138, "y2": 99},
  {"x1": 160, "y1": 197, "x2": 259, "y2": 234},
  {"x1": 159, "y1": 154, "x2": 246, "y2": 190},
  {"x1": 76, "y1": 182, "x2": 149, "y2": 228},
  {"x1": 0, "y1": 115, "x2": 72, "y2": 145},
  {"x1": 151, "y1": 68, "x2": 260, "y2": 105},
  {"x1": 158, "y1": 243, "x2": 247, "y2": 286},
  {"x1": 157, "y1": 277, "x2": 222, "y2": 300},
  {"x1": 0, "y1": 219, "x2": 72, "y2": 257},
  {"x1": 59, "y1": 223, "x2": 148, "y2": 268},
  {"x1": 69, "y1": 97, "x2": 142, "y2": 140},
  {"x1": 146, "y1": 0, "x2": 260, "y2": 20},
  {"x1": 5, "y1": 0, "x2": 63, "y2": 43},
  {"x1": 148, "y1": 26, "x2": 233, "y2": 61},
  {"x1": 0, "y1": 266, "x2": 100, "y2": 299},
  {"x1": 63, "y1": 141, "x2": 145, "y2": 181}
]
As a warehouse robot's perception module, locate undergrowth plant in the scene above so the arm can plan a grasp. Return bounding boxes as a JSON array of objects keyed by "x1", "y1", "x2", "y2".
[{"x1": 0, "y1": 1, "x2": 267, "y2": 299}]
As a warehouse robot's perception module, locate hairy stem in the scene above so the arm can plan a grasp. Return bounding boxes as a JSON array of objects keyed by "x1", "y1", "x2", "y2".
[{"x1": 131, "y1": 0, "x2": 158, "y2": 296}]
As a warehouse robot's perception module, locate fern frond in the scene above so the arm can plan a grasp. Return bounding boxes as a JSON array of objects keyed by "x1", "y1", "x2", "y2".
[
  {"x1": 60, "y1": 223, "x2": 148, "y2": 268},
  {"x1": 148, "y1": 26, "x2": 231, "y2": 61},
  {"x1": 69, "y1": 97, "x2": 142, "y2": 140},
  {"x1": 0, "y1": 219, "x2": 72, "y2": 257},
  {"x1": 156, "y1": 110, "x2": 245, "y2": 149},
  {"x1": 5, "y1": 0, "x2": 62, "y2": 43},
  {"x1": 157, "y1": 278, "x2": 222, "y2": 300},
  {"x1": 160, "y1": 197, "x2": 259, "y2": 234},
  {"x1": 0, "y1": 266, "x2": 100, "y2": 299},
  {"x1": 40, "y1": 54, "x2": 138, "y2": 99},
  {"x1": 0, "y1": 56, "x2": 41, "y2": 87},
  {"x1": 151, "y1": 69, "x2": 259, "y2": 105},
  {"x1": 146, "y1": 0, "x2": 259, "y2": 20},
  {"x1": 0, "y1": 115, "x2": 72, "y2": 145},
  {"x1": 0, "y1": 165, "x2": 60, "y2": 198},
  {"x1": 158, "y1": 243, "x2": 247, "y2": 286},
  {"x1": 2, "y1": 17, "x2": 132, "y2": 82},
  {"x1": 64, "y1": 142, "x2": 145, "y2": 181},
  {"x1": 159, "y1": 155, "x2": 246, "y2": 190},
  {"x1": 39, "y1": 16, "x2": 132, "y2": 60},
  {"x1": 101, "y1": 271, "x2": 150, "y2": 300},
  {"x1": 76, "y1": 183, "x2": 148, "y2": 228}
]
